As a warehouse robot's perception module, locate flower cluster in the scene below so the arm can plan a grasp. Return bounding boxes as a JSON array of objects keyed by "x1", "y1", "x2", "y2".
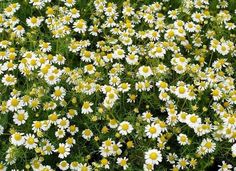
[{"x1": 0, "y1": 0, "x2": 236, "y2": 170}]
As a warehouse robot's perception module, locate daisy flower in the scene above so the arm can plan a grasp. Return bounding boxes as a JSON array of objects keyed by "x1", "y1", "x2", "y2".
[
  {"x1": 70, "y1": 161, "x2": 79, "y2": 170},
  {"x1": 13, "y1": 110, "x2": 28, "y2": 125},
  {"x1": 57, "y1": 117, "x2": 70, "y2": 129},
  {"x1": 77, "y1": 163, "x2": 92, "y2": 171},
  {"x1": 24, "y1": 134, "x2": 38, "y2": 149},
  {"x1": 177, "y1": 158, "x2": 189, "y2": 170},
  {"x1": 56, "y1": 143, "x2": 70, "y2": 159},
  {"x1": 55, "y1": 129, "x2": 66, "y2": 139},
  {"x1": 82, "y1": 129, "x2": 93, "y2": 140},
  {"x1": 13, "y1": 25, "x2": 25, "y2": 37},
  {"x1": 11, "y1": 132, "x2": 25, "y2": 146},
  {"x1": 145, "y1": 123, "x2": 162, "y2": 139},
  {"x1": 7, "y1": 96, "x2": 24, "y2": 112},
  {"x1": 117, "y1": 157, "x2": 129, "y2": 170},
  {"x1": 144, "y1": 149, "x2": 162, "y2": 165},
  {"x1": 2, "y1": 74, "x2": 17, "y2": 86},
  {"x1": 200, "y1": 138, "x2": 216, "y2": 154},
  {"x1": 0, "y1": 162, "x2": 6, "y2": 171},
  {"x1": 218, "y1": 161, "x2": 232, "y2": 171},
  {"x1": 51, "y1": 86, "x2": 66, "y2": 101},
  {"x1": 142, "y1": 111, "x2": 153, "y2": 123},
  {"x1": 138, "y1": 66, "x2": 153, "y2": 78},
  {"x1": 177, "y1": 133, "x2": 190, "y2": 145},
  {"x1": 58, "y1": 160, "x2": 69, "y2": 171},
  {"x1": 126, "y1": 54, "x2": 139, "y2": 65},
  {"x1": 73, "y1": 19, "x2": 87, "y2": 33},
  {"x1": 186, "y1": 114, "x2": 201, "y2": 128},
  {"x1": 26, "y1": 16, "x2": 44, "y2": 28},
  {"x1": 100, "y1": 158, "x2": 110, "y2": 169},
  {"x1": 232, "y1": 143, "x2": 236, "y2": 157},
  {"x1": 118, "y1": 83, "x2": 130, "y2": 93},
  {"x1": 39, "y1": 41, "x2": 52, "y2": 52},
  {"x1": 217, "y1": 43, "x2": 230, "y2": 56},
  {"x1": 118, "y1": 121, "x2": 133, "y2": 135},
  {"x1": 81, "y1": 101, "x2": 93, "y2": 114}
]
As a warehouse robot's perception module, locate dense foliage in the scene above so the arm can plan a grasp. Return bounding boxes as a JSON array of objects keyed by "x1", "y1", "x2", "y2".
[{"x1": 0, "y1": 0, "x2": 236, "y2": 170}]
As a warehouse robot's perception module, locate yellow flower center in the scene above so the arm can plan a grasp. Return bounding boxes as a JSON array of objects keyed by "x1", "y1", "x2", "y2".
[
  {"x1": 149, "y1": 127, "x2": 157, "y2": 134},
  {"x1": 149, "y1": 152, "x2": 158, "y2": 160}
]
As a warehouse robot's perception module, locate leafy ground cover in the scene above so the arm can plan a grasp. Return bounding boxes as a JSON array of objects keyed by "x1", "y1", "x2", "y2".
[{"x1": 0, "y1": 0, "x2": 236, "y2": 170}]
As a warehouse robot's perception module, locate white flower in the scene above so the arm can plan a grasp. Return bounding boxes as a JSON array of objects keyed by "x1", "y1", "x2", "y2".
[
  {"x1": 44, "y1": 72, "x2": 60, "y2": 85},
  {"x1": 117, "y1": 157, "x2": 129, "y2": 170},
  {"x1": 13, "y1": 110, "x2": 28, "y2": 125},
  {"x1": 138, "y1": 66, "x2": 153, "y2": 78},
  {"x1": 200, "y1": 138, "x2": 216, "y2": 154},
  {"x1": 217, "y1": 43, "x2": 230, "y2": 56},
  {"x1": 58, "y1": 160, "x2": 70, "y2": 171},
  {"x1": 177, "y1": 133, "x2": 190, "y2": 145},
  {"x1": 145, "y1": 149, "x2": 162, "y2": 165},
  {"x1": 81, "y1": 101, "x2": 93, "y2": 114},
  {"x1": 51, "y1": 86, "x2": 66, "y2": 101},
  {"x1": 11, "y1": 132, "x2": 25, "y2": 146},
  {"x1": 174, "y1": 85, "x2": 189, "y2": 99},
  {"x1": 118, "y1": 83, "x2": 131, "y2": 93},
  {"x1": 24, "y1": 134, "x2": 38, "y2": 149},
  {"x1": 2, "y1": 74, "x2": 17, "y2": 86},
  {"x1": 186, "y1": 114, "x2": 201, "y2": 128},
  {"x1": 118, "y1": 121, "x2": 133, "y2": 135},
  {"x1": 39, "y1": 42, "x2": 52, "y2": 52},
  {"x1": 77, "y1": 163, "x2": 92, "y2": 171},
  {"x1": 26, "y1": 16, "x2": 44, "y2": 28},
  {"x1": 55, "y1": 129, "x2": 66, "y2": 139},
  {"x1": 218, "y1": 161, "x2": 233, "y2": 171},
  {"x1": 0, "y1": 162, "x2": 6, "y2": 171},
  {"x1": 126, "y1": 54, "x2": 139, "y2": 65},
  {"x1": 7, "y1": 96, "x2": 24, "y2": 112},
  {"x1": 73, "y1": 19, "x2": 87, "y2": 33},
  {"x1": 57, "y1": 117, "x2": 70, "y2": 129},
  {"x1": 145, "y1": 123, "x2": 162, "y2": 139},
  {"x1": 56, "y1": 143, "x2": 70, "y2": 159},
  {"x1": 13, "y1": 25, "x2": 25, "y2": 37},
  {"x1": 82, "y1": 129, "x2": 93, "y2": 140}
]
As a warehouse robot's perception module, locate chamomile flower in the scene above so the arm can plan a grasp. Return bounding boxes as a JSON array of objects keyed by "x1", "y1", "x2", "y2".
[
  {"x1": 57, "y1": 117, "x2": 70, "y2": 129},
  {"x1": 118, "y1": 121, "x2": 133, "y2": 135},
  {"x1": 177, "y1": 133, "x2": 190, "y2": 145},
  {"x1": 77, "y1": 163, "x2": 92, "y2": 171},
  {"x1": 138, "y1": 66, "x2": 153, "y2": 78},
  {"x1": 145, "y1": 149, "x2": 162, "y2": 165},
  {"x1": 2, "y1": 74, "x2": 17, "y2": 86},
  {"x1": 117, "y1": 157, "x2": 128, "y2": 170},
  {"x1": 24, "y1": 134, "x2": 38, "y2": 149},
  {"x1": 81, "y1": 101, "x2": 93, "y2": 114},
  {"x1": 13, "y1": 25, "x2": 25, "y2": 37},
  {"x1": 218, "y1": 161, "x2": 233, "y2": 171},
  {"x1": 145, "y1": 123, "x2": 162, "y2": 139},
  {"x1": 82, "y1": 129, "x2": 93, "y2": 140},
  {"x1": 13, "y1": 110, "x2": 28, "y2": 125},
  {"x1": 39, "y1": 41, "x2": 52, "y2": 52},
  {"x1": 51, "y1": 86, "x2": 66, "y2": 101},
  {"x1": 26, "y1": 16, "x2": 44, "y2": 28},
  {"x1": 58, "y1": 160, "x2": 69, "y2": 170},
  {"x1": 232, "y1": 143, "x2": 236, "y2": 157},
  {"x1": 11, "y1": 132, "x2": 25, "y2": 146},
  {"x1": 56, "y1": 143, "x2": 70, "y2": 159},
  {"x1": 73, "y1": 19, "x2": 87, "y2": 33},
  {"x1": 217, "y1": 43, "x2": 230, "y2": 56},
  {"x1": 7, "y1": 96, "x2": 24, "y2": 112},
  {"x1": 186, "y1": 114, "x2": 201, "y2": 128}
]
